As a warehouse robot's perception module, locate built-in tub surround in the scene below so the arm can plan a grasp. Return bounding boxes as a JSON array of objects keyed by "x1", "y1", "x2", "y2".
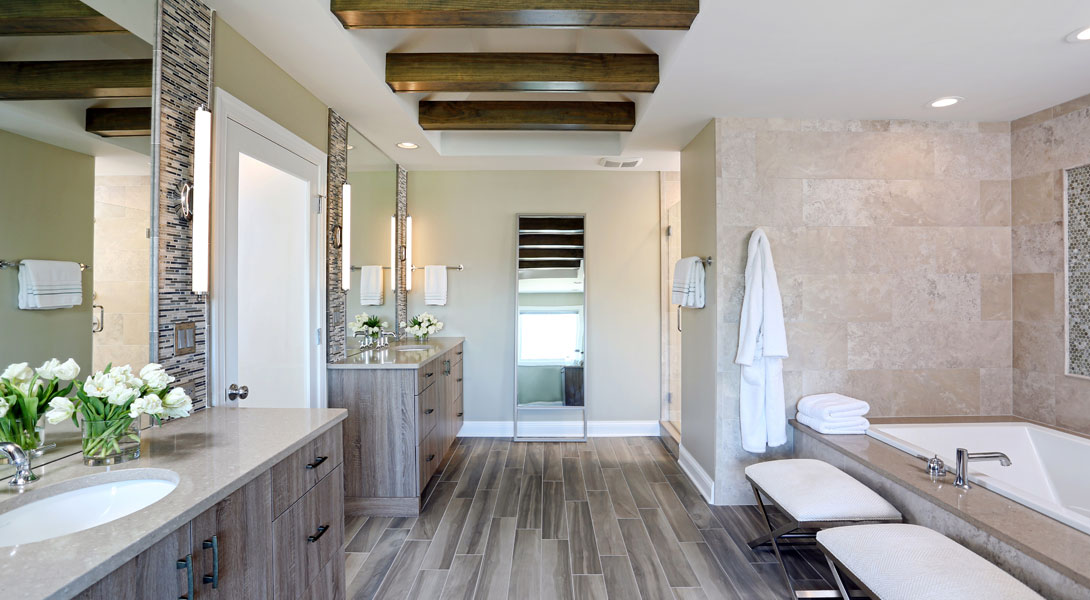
[
  {"x1": 0, "y1": 407, "x2": 346, "y2": 600},
  {"x1": 792, "y1": 418, "x2": 1090, "y2": 600}
]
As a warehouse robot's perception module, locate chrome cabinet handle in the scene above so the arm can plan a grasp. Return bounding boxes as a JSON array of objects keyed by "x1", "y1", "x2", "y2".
[
  {"x1": 456, "y1": 378, "x2": 462, "y2": 383},
  {"x1": 201, "y1": 535, "x2": 219, "y2": 588},
  {"x1": 426, "y1": 454, "x2": 435, "y2": 462},
  {"x1": 425, "y1": 372, "x2": 434, "y2": 378},
  {"x1": 424, "y1": 408, "x2": 434, "y2": 415},
  {"x1": 92, "y1": 304, "x2": 104, "y2": 333},
  {"x1": 177, "y1": 554, "x2": 194, "y2": 599},
  {"x1": 456, "y1": 351, "x2": 463, "y2": 356},
  {"x1": 443, "y1": 360, "x2": 451, "y2": 375},
  {"x1": 305, "y1": 456, "x2": 328, "y2": 470},
  {"x1": 307, "y1": 525, "x2": 330, "y2": 543},
  {"x1": 456, "y1": 412, "x2": 463, "y2": 417}
]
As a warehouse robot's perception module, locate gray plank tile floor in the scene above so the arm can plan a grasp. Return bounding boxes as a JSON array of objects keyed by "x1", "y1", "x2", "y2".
[{"x1": 344, "y1": 437, "x2": 839, "y2": 600}]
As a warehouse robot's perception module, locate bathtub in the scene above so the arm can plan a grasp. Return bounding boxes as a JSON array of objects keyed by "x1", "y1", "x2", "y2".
[{"x1": 866, "y1": 421, "x2": 1090, "y2": 535}]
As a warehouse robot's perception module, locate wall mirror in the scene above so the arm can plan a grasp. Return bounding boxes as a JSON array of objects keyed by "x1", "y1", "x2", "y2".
[
  {"x1": 514, "y1": 215, "x2": 587, "y2": 441},
  {"x1": 0, "y1": 0, "x2": 157, "y2": 473},
  {"x1": 344, "y1": 126, "x2": 397, "y2": 353}
]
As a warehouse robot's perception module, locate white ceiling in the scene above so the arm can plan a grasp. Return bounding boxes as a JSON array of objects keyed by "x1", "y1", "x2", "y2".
[{"x1": 208, "y1": 0, "x2": 1090, "y2": 171}]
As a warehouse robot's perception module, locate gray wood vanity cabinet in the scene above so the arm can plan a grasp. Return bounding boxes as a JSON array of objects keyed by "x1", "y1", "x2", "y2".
[
  {"x1": 329, "y1": 340, "x2": 464, "y2": 516},
  {"x1": 74, "y1": 424, "x2": 345, "y2": 600}
]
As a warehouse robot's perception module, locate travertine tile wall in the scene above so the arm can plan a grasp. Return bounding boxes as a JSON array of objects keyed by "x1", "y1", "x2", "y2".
[
  {"x1": 713, "y1": 118, "x2": 1013, "y2": 502},
  {"x1": 1011, "y1": 93, "x2": 1090, "y2": 435}
]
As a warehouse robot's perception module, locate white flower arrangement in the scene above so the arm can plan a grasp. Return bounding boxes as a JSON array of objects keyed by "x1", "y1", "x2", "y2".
[
  {"x1": 349, "y1": 313, "x2": 389, "y2": 338},
  {"x1": 401, "y1": 312, "x2": 444, "y2": 341},
  {"x1": 0, "y1": 358, "x2": 81, "y2": 450}
]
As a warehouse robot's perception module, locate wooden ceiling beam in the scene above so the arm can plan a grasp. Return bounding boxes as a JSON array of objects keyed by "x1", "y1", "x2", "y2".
[
  {"x1": 419, "y1": 101, "x2": 635, "y2": 132},
  {"x1": 0, "y1": 59, "x2": 153, "y2": 100},
  {"x1": 519, "y1": 259, "x2": 583, "y2": 270},
  {"x1": 0, "y1": 0, "x2": 126, "y2": 36},
  {"x1": 387, "y1": 53, "x2": 658, "y2": 93},
  {"x1": 331, "y1": 0, "x2": 699, "y2": 29},
  {"x1": 519, "y1": 248, "x2": 585, "y2": 260},
  {"x1": 518, "y1": 217, "x2": 585, "y2": 232},
  {"x1": 86, "y1": 107, "x2": 151, "y2": 137},
  {"x1": 519, "y1": 233, "x2": 584, "y2": 247}
]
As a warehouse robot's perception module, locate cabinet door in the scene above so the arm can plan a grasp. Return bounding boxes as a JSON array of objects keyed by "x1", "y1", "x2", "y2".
[
  {"x1": 273, "y1": 466, "x2": 345, "y2": 600},
  {"x1": 191, "y1": 472, "x2": 272, "y2": 600},
  {"x1": 74, "y1": 524, "x2": 192, "y2": 600}
]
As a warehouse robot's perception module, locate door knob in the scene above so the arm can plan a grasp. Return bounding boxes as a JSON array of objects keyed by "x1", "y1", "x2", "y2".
[{"x1": 227, "y1": 384, "x2": 249, "y2": 400}]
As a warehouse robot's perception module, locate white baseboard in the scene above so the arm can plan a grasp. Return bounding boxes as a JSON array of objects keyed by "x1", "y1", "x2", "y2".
[
  {"x1": 678, "y1": 443, "x2": 715, "y2": 504},
  {"x1": 458, "y1": 420, "x2": 659, "y2": 438}
]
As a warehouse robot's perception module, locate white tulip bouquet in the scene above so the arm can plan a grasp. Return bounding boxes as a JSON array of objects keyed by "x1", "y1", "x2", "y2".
[
  {"x1": 349, "y1": 313, "x2": 388, "y2": 341},
  {"x1": 401, "y1": 312, "x2": 443, "y2": 342},
  {"x1": 0, "y1": 358, "x2": 81, "y2": 452}
]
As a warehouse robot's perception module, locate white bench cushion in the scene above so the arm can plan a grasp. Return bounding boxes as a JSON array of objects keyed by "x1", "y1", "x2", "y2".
[
  {"x1": 818, "y1": 524, "x2": 1044, "y2": 600},
  {"x1": 745, "y1": 459, "x2": 901, "y2": 522}
]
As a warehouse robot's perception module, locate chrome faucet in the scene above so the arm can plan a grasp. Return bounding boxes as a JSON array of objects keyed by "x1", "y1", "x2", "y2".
[
  {"x1": 953, "y1": 447, "x2": 1011, "y2": 490},
  {"x1": 0, "y1": 442, "x2": 40, "y2": 486},
  {"x1": 376, "y1": 331, "x2": 398, "y2": 348}
]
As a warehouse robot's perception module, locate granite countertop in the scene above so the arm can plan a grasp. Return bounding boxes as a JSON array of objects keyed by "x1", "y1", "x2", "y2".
[
  {"x1": 790, "y1": 417, "x2": 1090, "y2": 590},
  {"x1": 329, "y1": 336, "x2": 464, "y2": 370},
  {"x1": 0, "y1": 407, "x2": 347, "y2": 600}
]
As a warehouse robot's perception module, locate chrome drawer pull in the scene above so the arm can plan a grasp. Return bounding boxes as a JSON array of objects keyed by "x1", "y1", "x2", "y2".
[
  {"x1": 426, "y1": 454, "x2": 436, "y2": 462},
  {"x1": 456, "y1": 351, "x2": 463, "y2": 355},
  {"x1": 424, "y1": 408, "x2": 434, "y2": 414},
  {"x1": 305, "y1": 456, "x2": 328, "y2": 470},
  {"x1": 425, "y1": 372, "x2": 434, "y2": 378},
  {"x1": 201, "y1": 535, "x2": 219, "y2": 588},
  {"x1": 456, "y1": 378, "x2": 462, "y2": 382},
  {"x1": 456, "y1": 412, "x2": 463, "y2": 417},
  {"x1": 177, "y1": 554, "x2": 193, "y2": 600},
  {"x1": 307, "y1": 525, "x2": 330, "y2": 543}
]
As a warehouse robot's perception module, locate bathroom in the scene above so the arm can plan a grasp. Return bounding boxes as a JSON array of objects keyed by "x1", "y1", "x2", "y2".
[{"x1": 1, "y1": 1, "x2": 1088, "y2": 599}]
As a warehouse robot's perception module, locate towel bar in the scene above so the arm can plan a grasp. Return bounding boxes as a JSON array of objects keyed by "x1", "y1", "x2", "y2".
[
  {"x1": 0, "y1": 260, "x2": 90, "y2": 271},
  {"x1": 410, "y1": 264, "x2": 463, "y2": 271}
]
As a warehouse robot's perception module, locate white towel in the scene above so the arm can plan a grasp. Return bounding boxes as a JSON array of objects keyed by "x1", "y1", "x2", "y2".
[
  {"x1": 797, "y1": 393, "x2": 870, "y2": 421},
  {"x1": 671, "y1": 257, "x2": 705, "y2": 308},
  {"x1": 797, "y1": 412, "x2": 870, "y2": 435},
  {"x1": 358, "y1": 266, "x2": 384, "y2": 306},
  {"x1": 735, "y1": 229, "x2": 789, "y2": 453},
  {"x1": 424, "y1": 265, "x2": 447, "y2": 306},
  {"x1": 18, "y1": 260, "x2": 83, "y2": 310}
]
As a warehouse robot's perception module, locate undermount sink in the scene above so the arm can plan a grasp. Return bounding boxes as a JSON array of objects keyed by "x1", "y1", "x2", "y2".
[
  {"x1": 395, "y1": 345, "x2": 432, "y2": 351},
  {"x1": 0, "y1": 470, "x2": 178, "y2": 546}
]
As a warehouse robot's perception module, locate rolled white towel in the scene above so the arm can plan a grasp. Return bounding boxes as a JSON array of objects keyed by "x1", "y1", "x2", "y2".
[
  {"x1": 797, "y1": 393, "x2": 869, "y2": 420},
  {"x1": 797, "y1": 412, "x2": 870, "y2": 435}
]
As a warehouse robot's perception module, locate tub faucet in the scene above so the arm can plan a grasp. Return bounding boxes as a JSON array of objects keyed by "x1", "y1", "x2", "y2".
[
  {"x1": 0, "y1": 441, "x2": 39, "y2": 487},
  {"x1": 953, "y1": 447, "x2": 1011, "y2": 490}
]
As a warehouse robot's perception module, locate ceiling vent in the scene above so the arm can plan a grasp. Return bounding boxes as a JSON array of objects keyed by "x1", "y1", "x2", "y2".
[{"x1": 599, "y1": 157, "x2": 643, "y2": 169}]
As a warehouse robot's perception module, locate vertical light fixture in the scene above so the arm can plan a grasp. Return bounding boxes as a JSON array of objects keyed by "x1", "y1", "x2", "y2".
[
  {"x1": 390, "y1": 216, "x2": 396, "y2": 291},
  {"x1": 340, "y1": 183, "x2": 352, "y2": 291},
  {"x1": 191, "y1": 106, "x2": 212, "y2": 294},
  {"x1": 405, "y1": 216, "x2": 413, "y2": 291}
]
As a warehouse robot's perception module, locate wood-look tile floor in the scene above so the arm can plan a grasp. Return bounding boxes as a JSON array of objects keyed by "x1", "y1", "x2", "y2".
[{"x1": 344, "y1": 437, "x2": 838, "y2": 600}]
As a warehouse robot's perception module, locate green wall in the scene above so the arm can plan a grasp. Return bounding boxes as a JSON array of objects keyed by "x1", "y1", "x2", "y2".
[{"x1": 0, "y1": 130, "x2": 94, "y2": 370}]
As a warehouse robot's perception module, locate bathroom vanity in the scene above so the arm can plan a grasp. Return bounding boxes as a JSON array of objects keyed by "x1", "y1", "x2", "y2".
[
  {"x1": 0, "y1": 408, "x2": 346, "y2": 600},
  {"x1": 328, "y1": 337, "x2": 464, "y2": 516}
]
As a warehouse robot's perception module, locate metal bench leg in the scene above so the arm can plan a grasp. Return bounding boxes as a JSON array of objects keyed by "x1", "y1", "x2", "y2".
[
  {"x1": 826, "y1": 555, "x2": 852, "y2": 599},
  {"x1": 752, "y1": 483, "x2": 797, "y2": 599}
]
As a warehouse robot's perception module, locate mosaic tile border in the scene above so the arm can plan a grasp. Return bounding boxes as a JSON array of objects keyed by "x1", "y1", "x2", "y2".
[
  {"x1": 396, "y1": 165, "x2": 408, "y2": 328},
  {"x1": 1067, "y1": 164, "x2": 1090, "y2": 377},
  {"x1": 327, "y1": 110, "x2": 348, "y2": 361}
]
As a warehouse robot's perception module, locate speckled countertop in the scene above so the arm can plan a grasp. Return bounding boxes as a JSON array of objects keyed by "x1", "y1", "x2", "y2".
[
  {"x1": 330, "y1": 336, "x2": 464, "y2": 370},
  {"x1": 791, "y1": 417, "x2": 1090, "y2": 589},
  {"x1": 0, "y1": 407, "x2": 346, "y2": 600}
]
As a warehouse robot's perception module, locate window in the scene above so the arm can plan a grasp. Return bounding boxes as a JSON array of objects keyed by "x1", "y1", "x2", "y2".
[{"x1": 518, "y1": 307, "x2": 583, "y2": 365}]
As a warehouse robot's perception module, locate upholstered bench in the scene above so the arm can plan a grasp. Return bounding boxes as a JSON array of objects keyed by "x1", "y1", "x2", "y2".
[
  {"x1": 745, "y1": 459, "x2": 902, "y2": 598},
  {"x1": 817, "y1": 524, "x2": 1045, "y2": 599}
]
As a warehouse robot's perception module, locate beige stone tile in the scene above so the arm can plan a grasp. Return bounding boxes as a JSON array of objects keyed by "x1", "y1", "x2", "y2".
[
  {"x1": 718, "y1": 178, "x2": 804, "y2": 226},
  {"x1": 1011, "y1": 107, "x2": 1056, "y2": 134},
  {"x1": 1012, "y1": 320, "x2": 1064, "y2": 374},
  {"x1": 892, "y1": 273, "x2": 981, "y2": 322},
  {"x1": 119, "y1": 313, "x2": 150, "y2": 346},
  {"x1": 783, "y1": 322, "x2": 847, "y2": 372},
  {"x1": 717, "y1": 128, "x2": 756, "y2": 179},
  {"x1": 92, "y1": 249, "x2": 150, "y2": 283},
  {"x1": 799, "y1": 120, "x2": 890, "y2": 133},
  {"x1": 846, "y1": 227, "x2": 938, "y2": 274},
  {"x1": 715, "y1": 226, "x2": 755, "y2": 275},
  {"x1": 847, "y1": 321, "x2": 1012, "y2": 370},
  {"x1": 935, "y1": 227, "x2": 1011, "y2": 275},
  {"x1": 1012, "y1": 273, "x2": 1057, "y2": 322},
  {"x1": 885, "y1": 369, "x2": 981, "y2": 416},
  {"x1": 92, "y1": 344, "x2": 151, "y2": 373},
  {"x1": 717, "y1": 274, "x2": 745, "y2": 324},
  {"x1": 92, "y1": 280, "x2": 150, "y2": 314},
  {"x1": 800, "y1": 274, "x2": 893, "y2": 322},
  {"x1": 979, "y1": 180, "x2": 1011, "y2": 226},
  {"x1": 1047, "y1": 107, "x2": 1090, "y2": 172},
  {"x1": 932, "y1": 132, "x2": 1011, "y2": 180},
  {"x1": 981, "y1": 274, "x2": 1012, "y2": 321},
  {"x1": 980, "y1": 368, "x2": 1013, "y2": 416},
  {"x1": 797, "y1": 227, "x2": 850, "y2": 275},
  {"x1": 779, "y1": 274, "x2": 805, "y2": 323},
  {"x1": 1010, "y1": 123, "x2": 1056, "y2": 179},
  {"x1": 1056, "y1": 93, "x2": 1090, "y2": 119},
  {"x1": 1012, "y1": 369, "x2": 1056, "y2": 424},
  {"x1": 755, "y1": 131, "x2": 935, "y2": 180},
  {"x1": 716, "y1": 117, "x2": 799, "y2": 132},
  {"x1": 1054, "y1": 376, "x2": 1090, "y2": 434},
  {"x1": 978, "y1": 122, "x2": 1011, "y2": 134},
  {"x1": 1011, "y1": 171, "x2": 1063, "y2": 226},
  {"x1": 803, "y1": 179, "x2": 981, "y2": 227},
  {"x1": 1012, "y1": 222, "x2": 1063, "y2": 274},
  {"x1": 887, "y1": 120, "x2": 979, "y2": 133}
]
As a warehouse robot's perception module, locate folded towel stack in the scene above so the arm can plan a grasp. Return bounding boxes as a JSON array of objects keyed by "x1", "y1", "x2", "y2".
[
  {"x1": 671, "y1": 256, "x2": 705, "y2": 308},
  {"x1": 18, "y1": 260, "x2": 83, "y2": 310},
  {"x1": 358, "y1": 266, "x2": 384, "y2": 306},
  {"x1": 796, "y1": 393, "x2": 870, "y2": 434}
]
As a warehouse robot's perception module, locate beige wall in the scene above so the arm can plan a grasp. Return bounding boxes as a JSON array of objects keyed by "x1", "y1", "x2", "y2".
[
  {"x1": 0, "y1": 130, "x2": 94, "y2": 369},
  {"x1": 212, "y1": 16, "x2": 328, "y2": 151},
  {"x1": 680, "y1": 122, "x2": 719, "y2": 477},
  {"x1": 345, "y1": 170, "x2": 397, "y2": 339},
  {"x1": 1010, "y1": 93, "x2": 1090, "y2": 434},
  {"x1": 405, "y1": 171, "x2": 660, "y2": 424}
]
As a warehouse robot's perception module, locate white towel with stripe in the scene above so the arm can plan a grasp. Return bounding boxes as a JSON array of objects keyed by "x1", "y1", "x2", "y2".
[
  {"x1": 18, "y1": 260, "x2": 83, "y2": 310},
  {"x1": 671, "y1": 256, "x2": 705, "y2": 308},
  {"x1": 358, "y1": 266, "x2": 384, "y2": 306}
]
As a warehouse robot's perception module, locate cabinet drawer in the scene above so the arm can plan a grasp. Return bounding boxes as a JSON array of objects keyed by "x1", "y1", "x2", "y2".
[
  {"x1": 272, "y1": 466, "x2": 344, "y2": 600},
  {"x1": 453, "y1": 345, "x2": 464, "y2": 365},
  {"x1": 418, "y1": 432, "x2": 439, "y2": 493},
  {"x1": 302, "y1": 556, "x2": 345, "y2": 600},
  {"x1": 416, "y1": 363, "x2": 438, "y2": 395},
  {"x1": 452, "y1": 359, "x2": 463, "y2": 399},
  {"x1": 271, "y1": 426, "x2": 342, "y2": 519},
  {"x1": 418, "y1": 381, "x2": 438, "y2": 442}
]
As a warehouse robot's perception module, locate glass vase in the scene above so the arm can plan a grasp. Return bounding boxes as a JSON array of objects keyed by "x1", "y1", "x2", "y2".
[
  {"x1": 415, "y1": 334, "x2": 429, "y2": 343},
  {"x1": 81, "y1": 417, "x2": 140, "y2": 466},
  {"x1": 0, "y1": 423, "x2": 46, "y2": 463}
]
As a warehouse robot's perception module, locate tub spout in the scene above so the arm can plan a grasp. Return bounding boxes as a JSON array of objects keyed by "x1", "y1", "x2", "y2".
[{"x1": 953, "y1": 448, "x2": 1012, "y2": 490}]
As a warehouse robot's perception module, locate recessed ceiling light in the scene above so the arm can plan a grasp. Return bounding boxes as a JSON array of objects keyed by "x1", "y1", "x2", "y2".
[
  {"x1": 929, "y1": 96, "x2": 963, "y2": 108},
  {"x1": 1066, "y1": 26, "x2": 1090, "y2": 42},
  {"x1": 397, "y1": 142, "x2": 418, "y2": 150}
]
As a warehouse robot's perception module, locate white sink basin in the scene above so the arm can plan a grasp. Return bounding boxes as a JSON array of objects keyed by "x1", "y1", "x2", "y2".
[
  {"x1": 0, "y1": 471, "x2": 178, "y2": 546},
  {"x1": 396, "y1": 345, "x2": 431, "y2": 352}
]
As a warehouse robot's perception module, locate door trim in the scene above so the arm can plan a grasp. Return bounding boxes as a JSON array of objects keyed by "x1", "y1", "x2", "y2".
[{"x1": 209, "y1": 88, "x2": 328, "y2": 408}]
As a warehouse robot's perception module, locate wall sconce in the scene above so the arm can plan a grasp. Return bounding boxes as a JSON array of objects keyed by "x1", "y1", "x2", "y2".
[
  {"x1": 192, "y1": 105, "x2": 212, "y2": 295},
  {"x1": 340, "y1": 183, "x2": 351, "y2": 291},
  {"x1": 405, "y1": 216, "x2": 413, "y2": 291}
]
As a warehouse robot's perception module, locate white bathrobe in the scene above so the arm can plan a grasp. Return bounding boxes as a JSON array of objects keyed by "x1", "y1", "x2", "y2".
[{"x1": 735, "y1": 229, "x2": 789, "y2": 453}]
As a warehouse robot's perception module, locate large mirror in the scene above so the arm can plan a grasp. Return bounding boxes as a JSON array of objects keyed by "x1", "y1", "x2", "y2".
[
  {"x1": 343, "y1": 126, "x2": 397, "y2": 353},
  {"x1": 0, "y1": 1, "x2": 156, "y2": 471},
  {"x1": 514, "y1": 215, "x2": 587, "y2": 440}
]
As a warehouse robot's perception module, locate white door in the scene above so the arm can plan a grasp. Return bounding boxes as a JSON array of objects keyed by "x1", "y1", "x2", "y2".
[{"x1": 215, "y1": 107, "x2": 325, "y2": 409}]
